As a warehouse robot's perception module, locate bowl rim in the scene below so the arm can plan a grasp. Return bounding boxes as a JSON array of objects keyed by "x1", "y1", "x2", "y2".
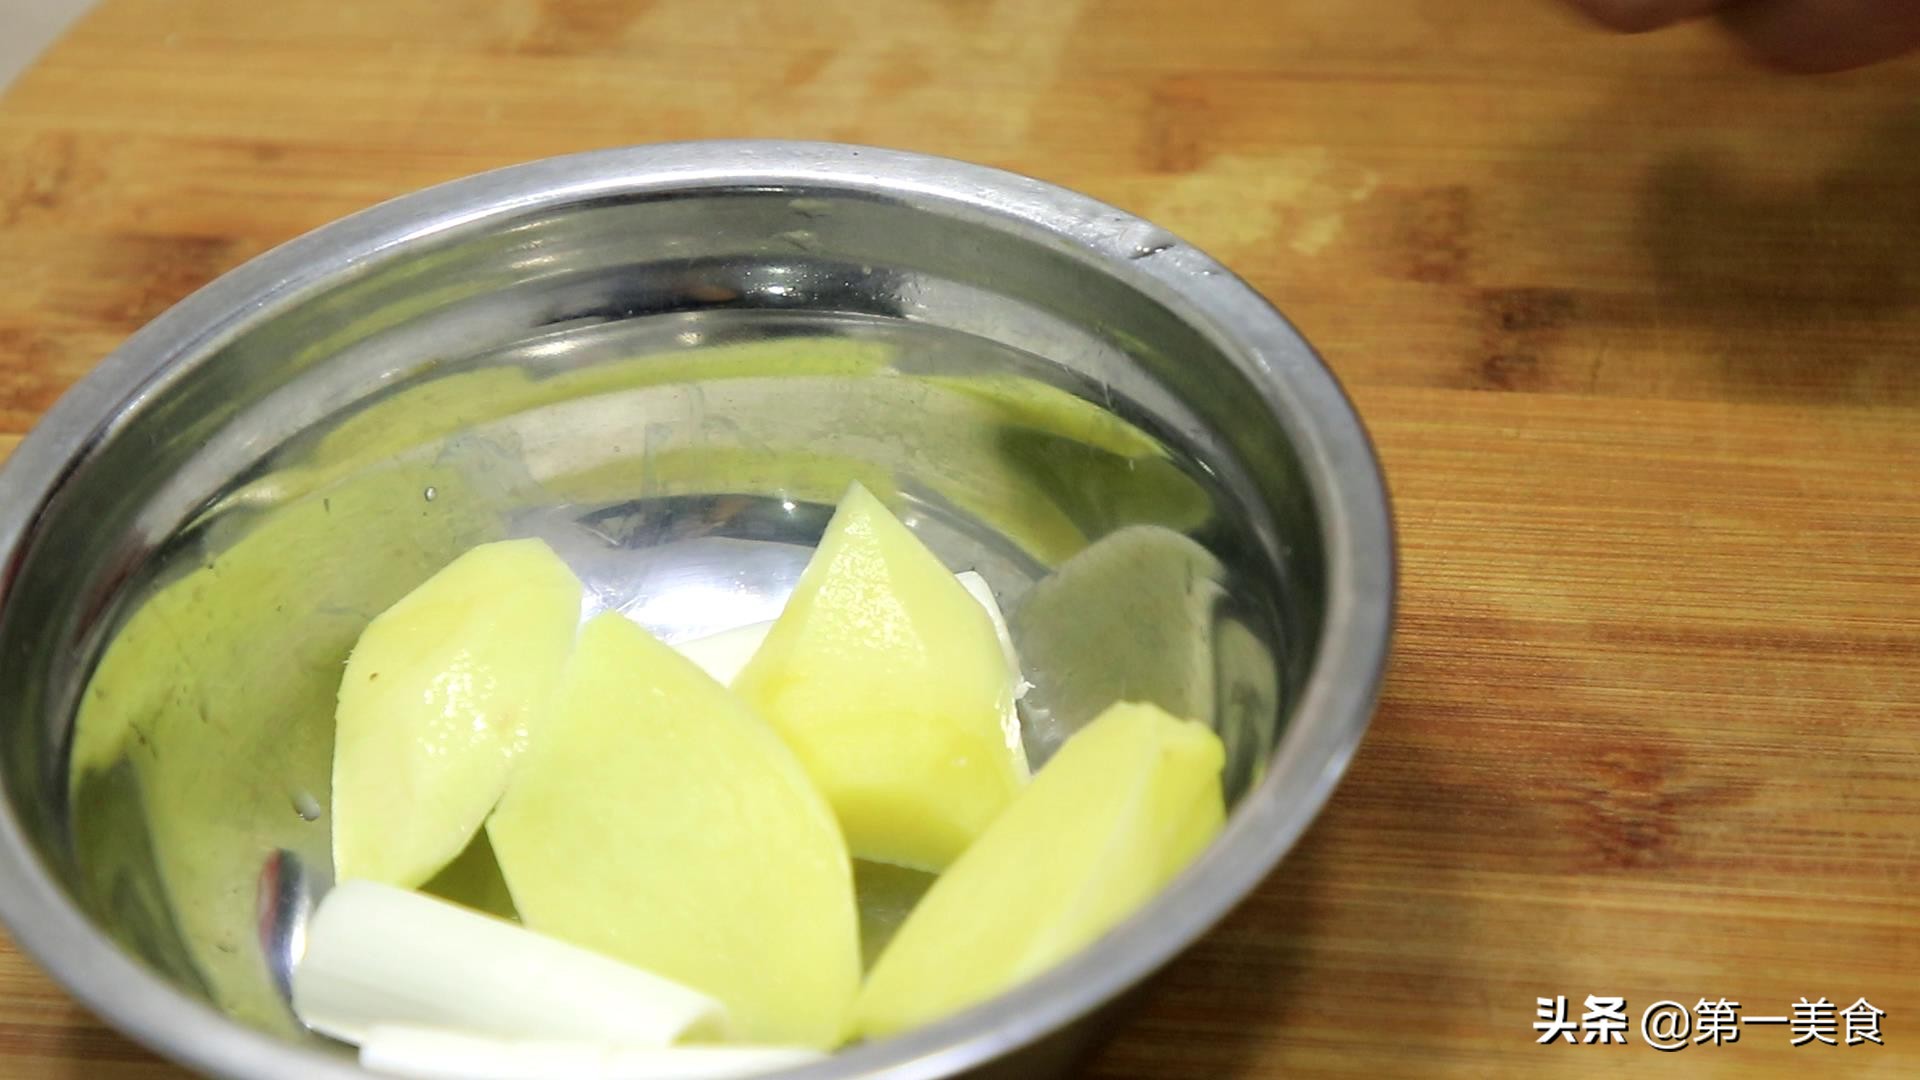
[{"x1": 0, "y1": 140, "x2": 1395, "y2": 1080}]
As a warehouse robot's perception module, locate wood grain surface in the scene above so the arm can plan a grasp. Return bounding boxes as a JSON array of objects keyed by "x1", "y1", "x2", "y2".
[{"x1": 3, "y1": 1, "x2": 1918, "y2": 1076}]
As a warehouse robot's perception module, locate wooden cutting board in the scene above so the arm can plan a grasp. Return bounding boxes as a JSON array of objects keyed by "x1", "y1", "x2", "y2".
[{"x1": 2, "y1": 1, "x2": 1916, "y2": 1076}]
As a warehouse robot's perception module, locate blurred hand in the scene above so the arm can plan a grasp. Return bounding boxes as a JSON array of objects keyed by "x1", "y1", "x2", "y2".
[{"x1": 1566, "y1": 0, "x2": 1920, "y2": 72}]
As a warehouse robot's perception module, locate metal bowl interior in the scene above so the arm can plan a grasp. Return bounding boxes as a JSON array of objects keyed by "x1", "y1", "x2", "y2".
[{"x1": 0, "y1": 142, "x2": 1393, "y2": 1080}]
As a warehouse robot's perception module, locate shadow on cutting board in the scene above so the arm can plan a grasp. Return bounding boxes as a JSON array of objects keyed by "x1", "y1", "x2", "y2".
[
  {"x1": 1639, "y1": 104, "x2": 1920, "y2": 326},
  {"x1": 1493, "y1": 85, "x2": 1920, "y2": 407}
]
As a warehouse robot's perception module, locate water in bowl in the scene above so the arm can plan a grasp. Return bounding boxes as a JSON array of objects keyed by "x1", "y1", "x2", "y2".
[{"x1": 66, "y1": 308, "x2": 1289, "y2": 1037}]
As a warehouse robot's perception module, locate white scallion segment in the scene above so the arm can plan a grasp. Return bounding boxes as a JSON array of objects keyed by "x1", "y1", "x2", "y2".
[
  {"x1": 952, "y1": 570, "x2": 1031, "y2": 779},
  {"x1": 671, "y1": 620, "x2": 776, "y2": 686},
  {"x1": 293, "y1": 881, "x2": 725, "y2": 1047},
  {"x1": 358, "y1": 1026, "x2": 824, "y2": 1080},
  {"x1": 953, "y1": 571, "x2": 1030, "y2": 703}
]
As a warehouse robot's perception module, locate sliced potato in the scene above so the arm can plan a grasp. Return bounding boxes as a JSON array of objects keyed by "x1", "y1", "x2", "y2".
[
  {"x1": 854, "y1": 702, "x2": 1225, "y2": 1038},
  {"x1": 332, "y1": 539, "x2": 581, "y2": 887},
  {"x1": 733, "y1": 483, "x2": 1026, "y2": 871},
  {"x1": 488, "y1": 614, "x2": 860, "y2": 1049}
]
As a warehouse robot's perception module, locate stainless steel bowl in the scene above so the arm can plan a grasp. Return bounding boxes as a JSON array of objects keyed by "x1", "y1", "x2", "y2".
[{"x1": 0, "y1": 142, "x2": 1393, "y2": 1079}]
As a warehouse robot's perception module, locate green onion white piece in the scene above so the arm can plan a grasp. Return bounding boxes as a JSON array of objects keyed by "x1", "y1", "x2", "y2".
[
  {"x1": 357, "y1": 1026, "x2": 824, "y2": 1080},
  {"x1": 292, "y1": 881, "x2": 725, "y2": 1047},
  {"x1": 953, "y1": 570, "x2": 1032, "y2": 703},
  {"x1": 671, "y1": 619, "x2": 776, "y2": 686}
]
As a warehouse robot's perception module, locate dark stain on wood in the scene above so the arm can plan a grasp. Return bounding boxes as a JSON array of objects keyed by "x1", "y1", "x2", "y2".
[
  {"x1": 867, "y1": 49, "x2": 932, "y2": 98},
  {"x1": 1484, "y1": 286, "x2": 1579, "y2": 334},
  {"x1": 1477, "y1": 352, "x2": 1541, "y2": 391},
  {"x1": 519, "y1": 0, "x2": 655, "y2": 56},
  {"x1": 933, "y1": 0, "x2": 995, "y2": 29},
  {"x1": 0, "y1": 133, "x2": 78, "y2": 227},
  {"x1": 1143, "y1": 79, "x2": 1211, "y2": 175},
  {"x1": 778, "y1": 47, "x2": 835, "y2": 91},
  {"x1": 0, "y1": 329, "x2": 70, "y2": 428},
  {"x1": 1590, "y1": 619, "x2": 1920, "y2": 663},
  {"x1": 1381, "y1": 184, "x2": 1471, "y2": 285},
  {"x1": 87, "y1": 235, "x2": 251, "y2": 332},
  {"x1": 1466, "y1": 286, "x2": 1581, "y2": 391},
  {"x1": 1578, "y1": 744, "x2": 1691, "y2": 870}
]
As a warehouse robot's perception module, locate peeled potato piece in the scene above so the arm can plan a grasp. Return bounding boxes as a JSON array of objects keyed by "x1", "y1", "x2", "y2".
[
  {"x1": 488, "y1": 613, "x2": 860, "y2": 1049},
  {"x1": 854, "y1": 702, "x2": 1226, "y2": 1038},
  {"x1": 733, "y1": 483, "x2": 1026, "y2": 872},
  {"x1": 332, "y1": 538, "x2": 582, "y2": 888},
  {"x1": 670, "y1": 569, "x2": 1024, "y2": 708}
]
